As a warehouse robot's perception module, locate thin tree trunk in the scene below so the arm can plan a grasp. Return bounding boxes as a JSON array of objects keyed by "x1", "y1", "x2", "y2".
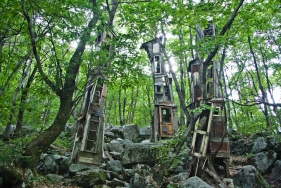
[
  {"x1": 15, "y1": 66, "x2": 38, "y2": 133},
  {"x1": 248, "y1": 36, "x2": 270, "y2": 127},
  {"x1": 4, "y1": 59, "x2": 32, "y2": 140}
]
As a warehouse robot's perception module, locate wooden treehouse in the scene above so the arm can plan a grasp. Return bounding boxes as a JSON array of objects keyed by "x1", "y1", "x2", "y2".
[
  {"x1": 189, "y1": 22, "x2": 232, "y2": 186},
  {"x1": 141, "y1": 38, "x2": 178, "y2": 142},
  {"x1": 71, "y1": 29, "x2": 115, "y2": 166}
]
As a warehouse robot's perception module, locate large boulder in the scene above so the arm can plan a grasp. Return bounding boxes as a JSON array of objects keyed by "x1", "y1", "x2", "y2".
[
  {"x1": 37, "y1": 154, "x2": 59, "y2": 175},
  {"x1": 46, "y1": 174, "x2": 64, "y2": 184},
  {"x1": 230, "y1": 139, "x2": 253, "y2": 155},
  {"x1": 253, "y1": 150, "x2": 277, "y2": 174},
  {"x1": 68, "y1": 163, "x2": 90, "y2": 177},
  {"x1": 169, "y1": 172, "x2": 189, "y2": 183},
  {"x1": 181, "y1": 176, "x2": 213, "y2": 188},
  {"x1": 108, "y1": 139, "x2": 125, "y2": 153},
  {"x1": 122, "y1": 124, "x2": 139, "y2": 142},
  {"x1": 73, "y1": 169, "x2": 107, "y2": 188},
  {"x1": 130, "y1": 173, "x2": 148, "y2": 188},
  {"x1": 53, "y1": 155, "x2": 70, "y2": 175},
  {"x1": 122, "y1": 143, "x2": 157, "y2": 166},
  {"x1": 138, "y1": 126, "x2": 152, "y2": 140},
  {"x1": 105, "y1": 160, "x2": 123, "y2": 174},
  {"x1": 252, "y1": 136, "x2": 276, "y2": 154},
  {"x1": 108, "y1": 126, "x2": 123, "y2": 139},
  {"x1": 232, "y1": 165, "x2": 270, "y2": 188}
]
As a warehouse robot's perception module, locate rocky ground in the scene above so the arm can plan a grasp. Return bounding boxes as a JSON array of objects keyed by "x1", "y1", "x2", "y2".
[{"x1": 0, "y1": 124, "x2": 281, "y2": 188}]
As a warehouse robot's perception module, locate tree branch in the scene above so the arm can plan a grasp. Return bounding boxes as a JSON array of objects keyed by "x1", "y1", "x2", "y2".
[{"x1": 21, "y1": 0, "x2": 61, "y2": 95}]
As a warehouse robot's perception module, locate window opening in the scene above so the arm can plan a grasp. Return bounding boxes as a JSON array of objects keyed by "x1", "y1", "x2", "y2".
[
  {"x1": 162, "y1": 108, "x2": 171, "y2": 122},
  {"x1": 154, "y1": 56, "x2": 161, "y2": 74}
]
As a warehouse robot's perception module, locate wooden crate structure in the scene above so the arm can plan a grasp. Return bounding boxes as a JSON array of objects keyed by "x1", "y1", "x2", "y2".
[{"x1": 141, "y1": 38, "x2": 178, "y2": 141}]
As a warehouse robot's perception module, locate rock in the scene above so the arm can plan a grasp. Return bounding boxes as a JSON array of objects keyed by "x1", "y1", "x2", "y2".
[
  {"x1": 232, "y1": 165, "x2": 270, "y2": 188},
  {"x1": 274, "y1": 142, "x2": 281, "y2": 159},
  {"x1": 181, "y1": 176, "x2": 213, "y2": 188},
  {"x1": 23, "y1": 168, "x2": 33, "y2": 182},
  {"x1": 46, "y1": 174, "x2": 64, "y2": 183},
  {"x1": 130, "y1": 173, "x2": 148, "y2": 188},
  {"x1": 230, "y1": 139, "x2": 253, "y2": 155},
  {"x1": 54, "y1": 155, "x2": 70, "y2": 174},
  {"x1": 122, "y1": 124, "x2": 139, "y2": 141},
  {"x1": 109, "y1": 126, "x2": 123, "y2": 139},
  {"x1": 37, "y1": 154, "x2": 59, "y2": 175},
  {"x1": 105, "y1": 131, "x2": 115, "y2": 138},
  {"x1": 169, "y1": 172, "x2": 189, "y2": 183},
  {"x1": 105, "y1": 160, "x2": 123, "y2": 174},
  {"x1": 139, "y1": 126, "x2": 152, "y2": 140},
  {"x1": 107, "y1": 178, "x2": 127, "y2": 187},
  {"x1": 122, "y1": 143, "x2": 157, "y2": 166},
  {"x1": 109, "y1": 152, "x2": 122, "y2": 160},
  {"x1": 73, "y1": 169, "x2": 107, "y2": 188},
  {"x1": 131, "y1": 164, "x2": 152, "y2": 176},
  {"x1": 252, "y1": 136, "x2": 276, "y2": 154},
  {"x1": 108, "y1": 140, "x2": 125, "y2": 153},
  {"x1": 0, "y1": 164, "x2": 23, "y2": 186},
  {"x1": 253, "y1": 150, "x2": 277, "y2": 174},
  {"x1": 141, "y1": 139, "x2": 151, "y2": 144},
  {"x1": 68, "y1": 163, "x2": 90, "y2": 177},
  {"x1": 268, "y1": 160, "x2": 281, "y2": 187}
]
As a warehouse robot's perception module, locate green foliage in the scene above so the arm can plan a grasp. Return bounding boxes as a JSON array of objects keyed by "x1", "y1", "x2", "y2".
[
  {"x1": 154, "y1": 126, "x2": 187, "y2": 172},
  {"x1": 0, "y1": 136, "x2": 34, "y2": 164}
]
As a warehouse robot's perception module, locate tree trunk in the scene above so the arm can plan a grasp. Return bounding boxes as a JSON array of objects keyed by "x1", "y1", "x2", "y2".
[
  {"x1": 21, "y1": 0, "x2": 100, "y2": 168},
  {"x1": 15, "y1": 66, "x2": 38, "y2": 133},
  {"x1": 4, "y1": 59, "x2": 32, "y2": 140},
  {"x1": 248, "y1": 36, "x2": 270, "y2": 127}
]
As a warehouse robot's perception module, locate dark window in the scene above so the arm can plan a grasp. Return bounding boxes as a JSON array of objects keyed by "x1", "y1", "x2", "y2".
[{"x1": 162, "y1": 108, "x2": 171, "y2": 122}]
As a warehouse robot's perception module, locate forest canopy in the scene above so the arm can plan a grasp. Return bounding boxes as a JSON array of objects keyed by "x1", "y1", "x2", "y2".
[{"x1": 0, "y1": 0, "x2": 281, "y2": 167}]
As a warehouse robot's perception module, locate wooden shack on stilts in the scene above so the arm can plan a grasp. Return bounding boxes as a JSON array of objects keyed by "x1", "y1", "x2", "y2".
[
  {"x1": 71, "y1": 29, "x2": 115, "y2": 166},
  {"x1": 188, "y1": 22, "x2": 233, "y2": 187}
]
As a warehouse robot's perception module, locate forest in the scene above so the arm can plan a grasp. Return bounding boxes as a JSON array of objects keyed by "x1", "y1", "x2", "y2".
[{"x1": 0, "y1": 0, "x2": 281, "y2": 187}]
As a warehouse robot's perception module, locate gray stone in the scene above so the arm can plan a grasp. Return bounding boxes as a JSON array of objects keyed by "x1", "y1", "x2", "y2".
[
  {"x1": 107, "y1": 178, "x2": 126, "y2": 187},
  {"x1": 54, "y1": 155, "x2": 69, "y2": 165},
  {"x1": 109, "y1": 126, "x2": 123, "y2": 138},
  {"x1": 230, "y1": 139, "x2": 253, "y2": 155},
  {"x1": 233, "y1": 165, "x2": 270, "y2": 188},
  {"x1": 68, "y1": 163, "x2": 90, "y2": 177},
  {"x1": 252, "y1": 136, "x2": 276, "y2": 154},
  {"x1": 106, "y1": 160, "x2": 123, "y2": 174},
  {"x1": 139, "y1": 126, "x2": 151, "y2": 139},
  {"x1": 73, "y1": 169, "x2": 107, "y2": 188},
  {"x1": 182, "y1": 176, "x2": 213, "y2": 188},
  {"x1": 108, "y1": 140, "x2": 125, "y2": 153},
  {"x1": 46, "y1": 174, "x2": 64, "y2": 183},
  {"x1": 37, "y1": 154, "x2": 59, "y2": 175},
  {"x1": 132, "y1": 164, "x2": 152, "y2": 176},
  {"x1": 122, "y1": 143, "x2": 157, "y2": 165},
  {"x1": 109, "y1": 152, "x2": 122, "y2": 160},
  {"x1": 170, "y1": 172, "x2": 189, "y2": 183},
  {"x1": 253, "y1": 150, "x2": 277, "y2": 174},
  {"x1": 130, "y1": 173, "x2": 148, "y2": 188},
  {"x1": 105, "y1": 131, "x2": 115, "y2": 138},
  {"x1": 122, "y1": 124, "x2": 140, "y2": 141}
]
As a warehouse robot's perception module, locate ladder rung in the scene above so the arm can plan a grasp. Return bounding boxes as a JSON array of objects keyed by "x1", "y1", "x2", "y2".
[
  {"x1": 88, "y1": 129, "x2": 97, "y2": 132},
  {"x1": 87, "y1": 139, "x2": 96, "y2": 141}
]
